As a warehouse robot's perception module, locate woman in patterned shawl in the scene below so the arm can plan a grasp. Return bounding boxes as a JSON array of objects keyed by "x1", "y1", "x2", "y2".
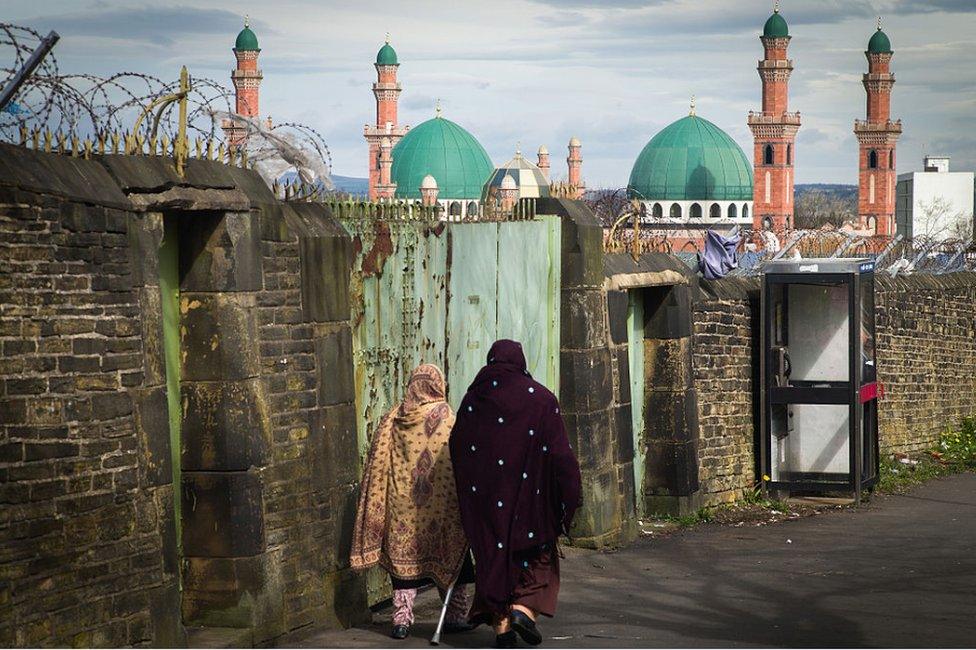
[{"x1": 350, "y1": 363, "x2": 473, "y2": 640}]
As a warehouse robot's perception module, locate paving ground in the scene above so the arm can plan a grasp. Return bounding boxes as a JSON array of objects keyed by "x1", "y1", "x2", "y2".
[{"x1": 296, "y1": 473, "x2": 976, "y2": 648}]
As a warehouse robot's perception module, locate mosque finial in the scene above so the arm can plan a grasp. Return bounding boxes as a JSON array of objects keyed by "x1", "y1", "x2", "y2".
[
  {"x1": 516, "y1": 141, "x2": 521, "y2": 157},
  {"x1": 435, "y1": 98, "x2": 442, "y2": 117},
  {"x1": 877, "y1": 16, "x2": 883, "y2": 30},
  {"x1": 690, "y1": 94, "x2": 696, "y2": 117},
  {"x1": 385, "y1": 32, "x2": 391, "y2": 44},
  {"x1": 774, "y1": 0, "x2": 780, "y2": 13},
  {"x1": 244, "y1": 14, "x2": 250, "y2": 27}
]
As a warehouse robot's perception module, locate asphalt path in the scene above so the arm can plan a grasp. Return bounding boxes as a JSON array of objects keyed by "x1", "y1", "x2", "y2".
[{"x1": 298, "y1": 473, "x2": 976, "y2": 648}]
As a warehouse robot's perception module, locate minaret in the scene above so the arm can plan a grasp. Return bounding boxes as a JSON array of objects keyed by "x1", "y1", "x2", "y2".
[
  {"x1": 222, "y1": 17, "x2": 263, "y2": 148},
  {"x1": 748, "y1": 3, "x2": 801, "y2": 231},
  {"x1": 364, "y1": 34, "x2": 408, "y2": 200},
  {"x1": 375, "y1": 138, "x2": 397, "y2": 199},
  {"x1": 537, "y1": 145, "x2": 550, "y2": 181},
  {"x1": 855, "y1": 19, "x2": 902, "y2": 236},
  {"x1": 567, "y1": 137, "x2": 583, "y2": 199}
]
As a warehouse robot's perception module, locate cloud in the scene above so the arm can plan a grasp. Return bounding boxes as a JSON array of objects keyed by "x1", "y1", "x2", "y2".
[{"x1": 24, "y1": 5, "x2": 257, "y2": 47}]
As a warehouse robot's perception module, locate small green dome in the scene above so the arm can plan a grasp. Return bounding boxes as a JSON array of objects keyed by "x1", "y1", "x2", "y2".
[
  {"x1": 763, "y1": 11, "x2": 789, "y2": 38},
  {"x1": 235, "y1": 26, "x2": 259, "y2": 51},
  {"x1": 376, "y1": 42, "x2": 398, "y2": 65},
  {"x1": 868, "y1": 28, "x2": 892, "y2": 53},
  {"x1": 628, "y1": 115, "x2": 754, "y2": 202},
  {"x1": 391, "y1": 117, "x2": 493, "y2": 200}
]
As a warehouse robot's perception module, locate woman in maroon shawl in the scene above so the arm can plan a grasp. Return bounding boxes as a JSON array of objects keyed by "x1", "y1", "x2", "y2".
[{"x1": 450, "y1": 340, "x2": 582, "y2": 648}]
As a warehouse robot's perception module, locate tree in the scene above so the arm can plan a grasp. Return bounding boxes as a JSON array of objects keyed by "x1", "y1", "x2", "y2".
[
  {"x1": 915, "y1": 196, "x2": 973, "y2": 240},
  {"x1": 794, "y1": 189, "x2": 856, "y2": 229}
]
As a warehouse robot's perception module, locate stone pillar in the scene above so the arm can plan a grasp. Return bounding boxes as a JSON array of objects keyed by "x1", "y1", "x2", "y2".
[
  {"x1": 176, "y1": 210, "x2": 285, "y2": 641},
  {"x1": 540, "y1": 198, "x2": 636, "y2": 548},
  {"x1": 640, "y1": 284, "x2": 701, "y2": 516}
]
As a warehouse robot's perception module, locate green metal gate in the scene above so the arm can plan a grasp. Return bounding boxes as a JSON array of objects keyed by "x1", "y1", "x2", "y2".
[
  {"x1": 344, "y1": 214, "x2": 561, "y2": 460},
  {"x1": 341, "y1": 210, "x2": 560, "y2": 606}
]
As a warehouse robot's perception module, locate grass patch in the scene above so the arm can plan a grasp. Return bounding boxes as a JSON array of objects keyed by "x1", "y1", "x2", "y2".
[{"x1": 878, "y1": 416, "x2": 976, "y2": 493}]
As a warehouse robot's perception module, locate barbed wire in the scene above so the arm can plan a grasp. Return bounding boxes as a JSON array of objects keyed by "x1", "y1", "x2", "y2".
[
  {"x1": 1, "y1": 22, "x2": 333, "y2": 187},
  {"x1": 592, "y1": 188, "x2": 976, "y2": 276}
]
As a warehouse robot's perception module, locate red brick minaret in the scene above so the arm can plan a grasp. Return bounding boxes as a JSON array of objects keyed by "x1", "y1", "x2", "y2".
[
  {"x1": 222, "y1": 17, "x2": 263, "y2": 148},
  {"x1": 537, "y1": 145, "x2": 550, "y2": 181},
  {"x1": 364, "y1": 34, "x2": 408, "y2": 200},
  {"x1": 855, "y1": 19, "x2": 902, "y2": 236},
  {"x1": 748, "y1": 4, "x2": 800, "y2": 232},
  {"x1": 567, "y1": 137, "x2": 583, "y2": 199}
]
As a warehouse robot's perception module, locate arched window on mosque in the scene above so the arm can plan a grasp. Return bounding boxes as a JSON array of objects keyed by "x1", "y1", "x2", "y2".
[
  {"x1": 764, "y1": 144, "x2": 774, "y2": 165},
  {"x1": 466, "y1": 201, "x2": 479, "y2": 217},
  {"x1": 690, "y1": 203, "x2": 703, "y2": 219},
  {"x1": 670, "y1": 203, "x2": 682, "y2": 219},
  {"x1": 728, "y1": 203, "x2": 738, "y2": 219},
  {"x1": 763, "y1": 216, "x2": 772, "y2": 229},
  {"x1": 652, "y1": 203, "x2": 663, "y2": 219},
  {"x1": 743, "y1": 204, "x2": 750, "y2": 220},
  {"x1": 710, "y1": 203, "x2": 722, "y2": 219},
  {"x1": 869, "y1": 150, "x2": 878, "y2": 169},
  {"x1": 786, "y1": 144, "x2": 792, "y2": 165},
  {"x1": 449, "y1": 201, "x2": 462, "y2": 218},
  {"x1": 889, "y1": 150, "x2": 894, "y2": 169}
]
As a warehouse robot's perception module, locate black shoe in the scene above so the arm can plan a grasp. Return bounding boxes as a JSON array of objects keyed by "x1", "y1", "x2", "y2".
[
  {"x1": 391, "y1": 624, "x2": 410, "y2": 640},
  {"x1": 495, "y1": 630, "x2": 518, "y2": 648},
  {"x1": 510, "y1": 610, "x2": 542, "y2": 646},
  {"x1": 444, "y1": 621, "x2": 475, "y2": 634}
]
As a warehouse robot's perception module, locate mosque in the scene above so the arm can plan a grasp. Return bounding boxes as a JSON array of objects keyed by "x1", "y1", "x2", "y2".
[
  {"x1": 362, "y1": 35, "x2": 584, "y2": 214},
  {"x1": 224, "y1": 5, "x2": 901, "y2": 235}
]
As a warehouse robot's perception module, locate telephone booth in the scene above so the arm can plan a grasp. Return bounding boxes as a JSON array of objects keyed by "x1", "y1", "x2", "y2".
[{"x1": 761, "y1": 258, "x2": 880, "y2": 501}]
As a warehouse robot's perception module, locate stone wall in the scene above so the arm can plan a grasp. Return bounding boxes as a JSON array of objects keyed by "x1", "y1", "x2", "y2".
[
  {"x1": 875, "y1": 272, "x2": 976, "y2": 453},
  {"x1": 0, "y1": 145, "x2": 182, "y2": 646},
  {"x1": 0, "y1": 144, "x2": 363, "y2": 646}
]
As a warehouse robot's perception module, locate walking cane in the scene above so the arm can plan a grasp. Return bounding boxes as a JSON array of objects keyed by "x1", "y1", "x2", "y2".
[{"x1": 430, "y1": 580, "x2": 456, "y2": 646}]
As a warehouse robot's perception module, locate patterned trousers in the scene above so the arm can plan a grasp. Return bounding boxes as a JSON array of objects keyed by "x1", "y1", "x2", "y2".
[{"x1": 392, "y1": 585, "x2": 471, "y2": 627}]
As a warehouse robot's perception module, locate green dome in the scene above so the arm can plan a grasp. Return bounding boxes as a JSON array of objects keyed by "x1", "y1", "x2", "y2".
[
  {"x1": 763, "y1": 11, "x2": 789, "y2": 38},
  {"x1": 868, "y1": 28, "x2": 892, "y2": 53},
  {"x1": 628, "y1": 115, "x2": 754, "y2": 202},
  {"x1": 391, "y1": 117, "x2": 493, "y2": 200},
  {"x1": 376, "y1": 43, "x2": 398, "y2": 65},
  {"x1": 235, "y1": 26, "x2": 259, "y2": 51}
]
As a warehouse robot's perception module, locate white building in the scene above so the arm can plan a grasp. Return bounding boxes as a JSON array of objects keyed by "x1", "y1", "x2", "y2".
[{"x1": 895, "y1": 156, "x2": 975, "y2": 240}]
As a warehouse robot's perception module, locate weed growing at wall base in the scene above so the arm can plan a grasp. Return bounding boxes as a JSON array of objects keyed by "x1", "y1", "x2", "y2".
[{"x1": 879, "y1": 416, "x2": 976, "y2": 492}]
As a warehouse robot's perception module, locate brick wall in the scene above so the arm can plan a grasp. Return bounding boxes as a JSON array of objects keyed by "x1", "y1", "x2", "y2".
[
  {"x1": 876, "y1": 273, "x2": 976, "y2": 453},
  {"x1": 691, "y1": 279, "x2": 759, "y2": 507},
  {"x1": 0, "y1": 147, "x2": 182, "y2": 646}
]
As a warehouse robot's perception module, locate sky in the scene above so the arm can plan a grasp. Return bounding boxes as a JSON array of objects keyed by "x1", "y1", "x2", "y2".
[{"x1": 5, "y1": 0, "x2": 976, "y2": 187}]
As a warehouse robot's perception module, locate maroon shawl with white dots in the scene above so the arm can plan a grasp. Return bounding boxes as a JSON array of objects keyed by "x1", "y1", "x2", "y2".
[{"x1": 449, "y1": 340, "x2": 582, "y2": 616}]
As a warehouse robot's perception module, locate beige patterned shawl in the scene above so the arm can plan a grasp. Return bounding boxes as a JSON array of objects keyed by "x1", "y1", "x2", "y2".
[{"x1": 349, "y1": 364, "x2": 468, "y2": 589}]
